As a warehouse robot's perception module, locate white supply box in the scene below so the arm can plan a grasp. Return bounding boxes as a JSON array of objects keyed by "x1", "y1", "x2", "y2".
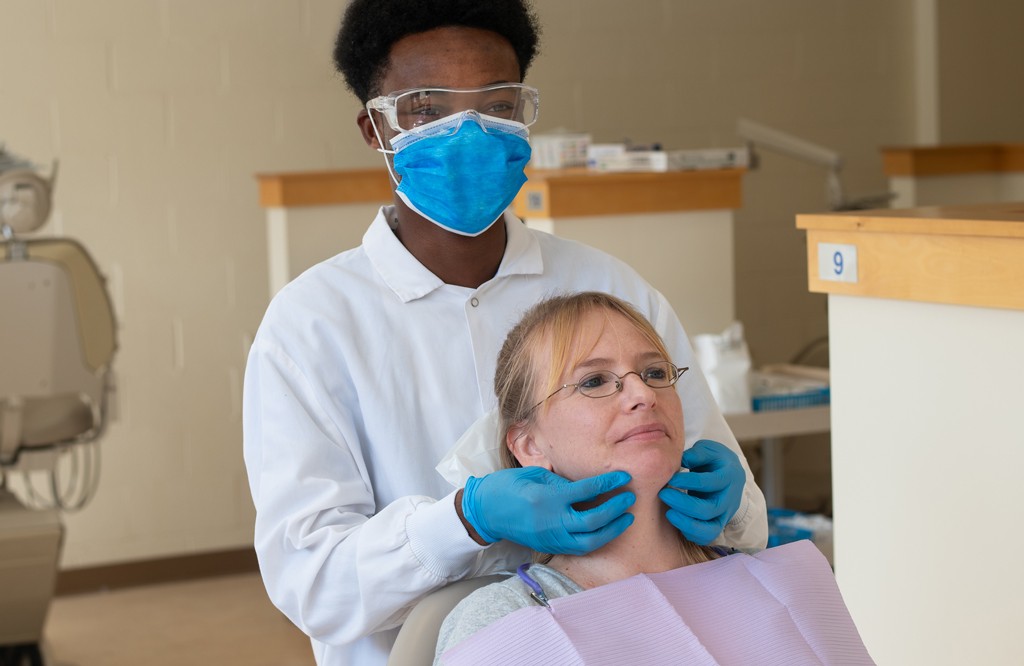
[
  {"x1": 587, "y1": 144, "x2": 750, "y2": 173},
  {"x1": 531, "y1": 132, "x2": 591, "y2": 169},
  {"x1": 668, "y1": 146, "x2": 750, "y2": 171}
]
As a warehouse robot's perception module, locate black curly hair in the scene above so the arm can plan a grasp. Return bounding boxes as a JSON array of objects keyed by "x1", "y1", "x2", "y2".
[{"x1": 333, "y1": 0, "x2": 541, "y2": 104}]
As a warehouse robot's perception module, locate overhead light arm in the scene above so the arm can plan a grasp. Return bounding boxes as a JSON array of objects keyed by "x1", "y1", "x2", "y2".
[{"x1": 736, "y1": 118, "x2": 847, "y2": 210}]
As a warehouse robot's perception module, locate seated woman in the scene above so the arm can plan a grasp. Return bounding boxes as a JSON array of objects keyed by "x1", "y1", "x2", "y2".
[
  {"x1": 433, "y1": 291, "x2": 870, "y2": 665},
  {"x1": 435, "y1": 291, "x2": 728, "y2": 659}
]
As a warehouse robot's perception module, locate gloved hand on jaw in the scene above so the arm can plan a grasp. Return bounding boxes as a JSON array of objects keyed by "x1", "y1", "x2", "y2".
[
  {"x1": 462, "y1": 467, "x2": 636, "y2": 556},
  {"x1": 658, "y1": 439, "x2": 745, "y2": 546}
]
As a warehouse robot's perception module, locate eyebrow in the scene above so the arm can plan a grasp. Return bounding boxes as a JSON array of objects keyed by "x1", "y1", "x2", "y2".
[{"x1": 572, "y1": 350, "x2": 665, "y2": 373}]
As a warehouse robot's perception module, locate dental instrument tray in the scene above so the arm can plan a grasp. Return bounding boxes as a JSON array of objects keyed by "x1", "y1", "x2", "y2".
[{"x1": 750, "y1": 364, "x2": 830, "y2": 412}]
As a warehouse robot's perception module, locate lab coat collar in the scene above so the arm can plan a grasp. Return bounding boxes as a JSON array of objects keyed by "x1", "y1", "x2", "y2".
[{"x1": 364, "y1": 206, "x2": 543, "y2": 303}]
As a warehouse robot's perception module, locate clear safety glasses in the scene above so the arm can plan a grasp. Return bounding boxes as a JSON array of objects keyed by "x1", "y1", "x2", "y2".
[
  {"x1": 366, "y1": 83, "x2": 540, "y2": 134},
  {"x1": 528, "y1": 362, "x2": 689, "y2": 414}
]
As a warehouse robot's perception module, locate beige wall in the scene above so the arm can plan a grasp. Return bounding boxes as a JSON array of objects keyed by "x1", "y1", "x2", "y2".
[
  {"x1": 937, "y1": 0, "x2": 1024, "y2": 142},
  {"x1": 0, "y1": 0, "x2": 1012, "y2": 568}
]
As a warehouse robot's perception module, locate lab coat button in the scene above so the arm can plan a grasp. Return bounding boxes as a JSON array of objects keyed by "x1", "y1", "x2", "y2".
[{"x1": 470, "y1": 297, "x2": 480, "y2": 307}]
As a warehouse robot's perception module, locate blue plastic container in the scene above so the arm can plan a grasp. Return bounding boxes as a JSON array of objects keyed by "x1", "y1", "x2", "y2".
[{"x1": 767, "y1": 508, "x2": 815, "y2": 547}]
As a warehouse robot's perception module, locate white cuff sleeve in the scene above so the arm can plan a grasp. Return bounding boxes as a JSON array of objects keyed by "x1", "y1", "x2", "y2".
[{"x1": 407, "y1": 489, "x2": 490, "y2": 582}]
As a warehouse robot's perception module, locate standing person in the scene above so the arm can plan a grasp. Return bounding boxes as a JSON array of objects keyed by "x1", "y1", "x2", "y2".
[{"x1": 242, "y1": 2, "x2": 767, "y2": 665}]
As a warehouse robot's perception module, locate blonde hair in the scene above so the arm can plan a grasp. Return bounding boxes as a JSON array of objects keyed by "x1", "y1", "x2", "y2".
[{"x1": 493, "y1": 291, "x2": 719, "y2": 565}]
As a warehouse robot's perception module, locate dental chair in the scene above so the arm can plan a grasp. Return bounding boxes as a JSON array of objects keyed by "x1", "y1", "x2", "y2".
[
  {"x1": 0, "y1": 154, "x2": 117, "y2": 666},
  {"x1": 388, "y1": 574, "x2": 505, "y2": 666}
]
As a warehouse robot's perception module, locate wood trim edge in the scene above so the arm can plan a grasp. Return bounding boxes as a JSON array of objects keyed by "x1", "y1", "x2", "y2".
[
  {"x1": 881, "y1": 144, "x2": 1024, "y2": 176},
  {"x1": 802, "y1": 228, "x2": 1024, "y2": 311},
  {"x1": 512, "y1": 168, "x2": 745, "y2": 218},
  {"x1": 256, "y1": 169, "x2": 393, "y2": 208},
  {"x1": 56, "y1": 547, "x2": 259, "y2": 596},
  {"x1": 256, "y1": 167, "x2": 745, "y2": 214}
]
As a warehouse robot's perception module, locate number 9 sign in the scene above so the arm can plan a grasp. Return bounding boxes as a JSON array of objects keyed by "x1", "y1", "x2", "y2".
[{"x1": 817, "y1": 243, "x2": 858, "y2": 283}]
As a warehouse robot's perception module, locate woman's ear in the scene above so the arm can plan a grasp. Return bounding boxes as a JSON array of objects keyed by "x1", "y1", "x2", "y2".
[{"x1": 506, "y1": 424, "x2": 551, "y2": 470}]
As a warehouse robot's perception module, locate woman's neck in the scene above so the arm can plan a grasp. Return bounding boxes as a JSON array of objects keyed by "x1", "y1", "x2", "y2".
[{"x1": 548, "y1": 493, "x2": 703, "y2": 590}]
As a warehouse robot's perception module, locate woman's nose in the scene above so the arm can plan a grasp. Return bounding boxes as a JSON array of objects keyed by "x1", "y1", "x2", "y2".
[{"x1": 619, "y1": 372, "x2": 657, "y2": 409}]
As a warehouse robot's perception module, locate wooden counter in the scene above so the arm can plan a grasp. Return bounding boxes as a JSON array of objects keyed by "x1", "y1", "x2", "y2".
[
  {"x1": 796, "y1": 201, "x2": 1024, "y2": 664},
  {"x1": 512, "y1": 167, "x2": 744, "y2": 218},
  {"x1": 881, "y1": 143, "x2": 1024, "y2": 177},
  {"x1": 879, "y1": 143, "x2": 1024, "y2": 208},
  {"x1": 255, "y1": 167, "x2": 746, "y2": 215},
  {"x1": 797, "y1": 201, "x2": 1024, "y2": 310},
  {"x1": 256, "y1": 168, "x2": 392, "y2": 208}
]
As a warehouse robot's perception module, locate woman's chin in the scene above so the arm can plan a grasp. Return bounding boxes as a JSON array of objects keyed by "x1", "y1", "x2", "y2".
[
  {"x1": 562, "y1": 448, "x2": 681, "y2": 488},
  {"x1": 620, "y1": 450, "x2": 682, "y2": 486}
]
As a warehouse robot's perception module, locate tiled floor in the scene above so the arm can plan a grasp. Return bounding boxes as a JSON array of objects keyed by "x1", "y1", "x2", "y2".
[{"x1": 42, "y1": 573, "x2": 314, "y2": 666}]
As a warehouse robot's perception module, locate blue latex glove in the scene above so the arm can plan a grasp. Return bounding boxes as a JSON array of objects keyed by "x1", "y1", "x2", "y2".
[
  {"x1": 462, "y1": 467, "x2": 636, "y2": 556},
  {"x1": 658, "y1": 439, "x2": 745, "y2": 546}
]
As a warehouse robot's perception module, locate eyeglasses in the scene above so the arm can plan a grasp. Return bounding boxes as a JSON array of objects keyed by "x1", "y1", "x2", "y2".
[
  {"x1": 366, "y1": 83, "x2": 540, "y2": 134},
  {"x1": 528, "y1": 362, "x2": 688, "y2": 414}
]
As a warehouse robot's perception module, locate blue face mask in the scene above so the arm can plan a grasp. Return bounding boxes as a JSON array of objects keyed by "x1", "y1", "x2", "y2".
[{"x1": 387, "y1": 112, "x2": 532, "y2": 237}]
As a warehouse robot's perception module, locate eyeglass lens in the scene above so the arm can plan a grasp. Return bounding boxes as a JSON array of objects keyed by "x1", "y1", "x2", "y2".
[
  {"x1": 577, "y1": 362, "x2": 683, "y2": 398},
  {"x1": 393, "y1": 87, "x2": 537, "y2": 130}
]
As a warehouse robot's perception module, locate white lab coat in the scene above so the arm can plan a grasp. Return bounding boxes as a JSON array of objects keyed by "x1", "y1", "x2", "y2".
[{"x1": 243, "y1": 207, "x2": 767, "y2": 666}]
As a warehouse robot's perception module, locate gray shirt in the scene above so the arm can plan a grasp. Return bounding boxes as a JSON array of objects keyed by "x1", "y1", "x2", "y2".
[{"x1": 433, "y1": 564, "x2": 584, "y2": 665}]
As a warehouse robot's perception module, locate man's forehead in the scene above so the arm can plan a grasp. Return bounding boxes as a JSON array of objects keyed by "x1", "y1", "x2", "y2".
[{"x1": 379, "y1": 26, "x2": 520, "y2": 94}]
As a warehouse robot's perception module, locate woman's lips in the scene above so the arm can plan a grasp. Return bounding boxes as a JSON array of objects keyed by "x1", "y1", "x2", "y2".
[{"x1": 617, "y1": 423, "x2": 668, "y2": 443}]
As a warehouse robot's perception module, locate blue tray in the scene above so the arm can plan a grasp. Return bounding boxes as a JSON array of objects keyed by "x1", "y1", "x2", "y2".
[{"x1": 752, "y1": 387, "x2": 830, "y2": 412}]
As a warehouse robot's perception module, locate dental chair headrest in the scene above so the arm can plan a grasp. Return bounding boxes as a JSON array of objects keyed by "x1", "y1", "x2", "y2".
[
  {"x1": 0, "y1": 146, "x2": 57, "y2": 236},
  {"x1": 0, "y1": 170, "x2": 54, "y2": 235}
]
